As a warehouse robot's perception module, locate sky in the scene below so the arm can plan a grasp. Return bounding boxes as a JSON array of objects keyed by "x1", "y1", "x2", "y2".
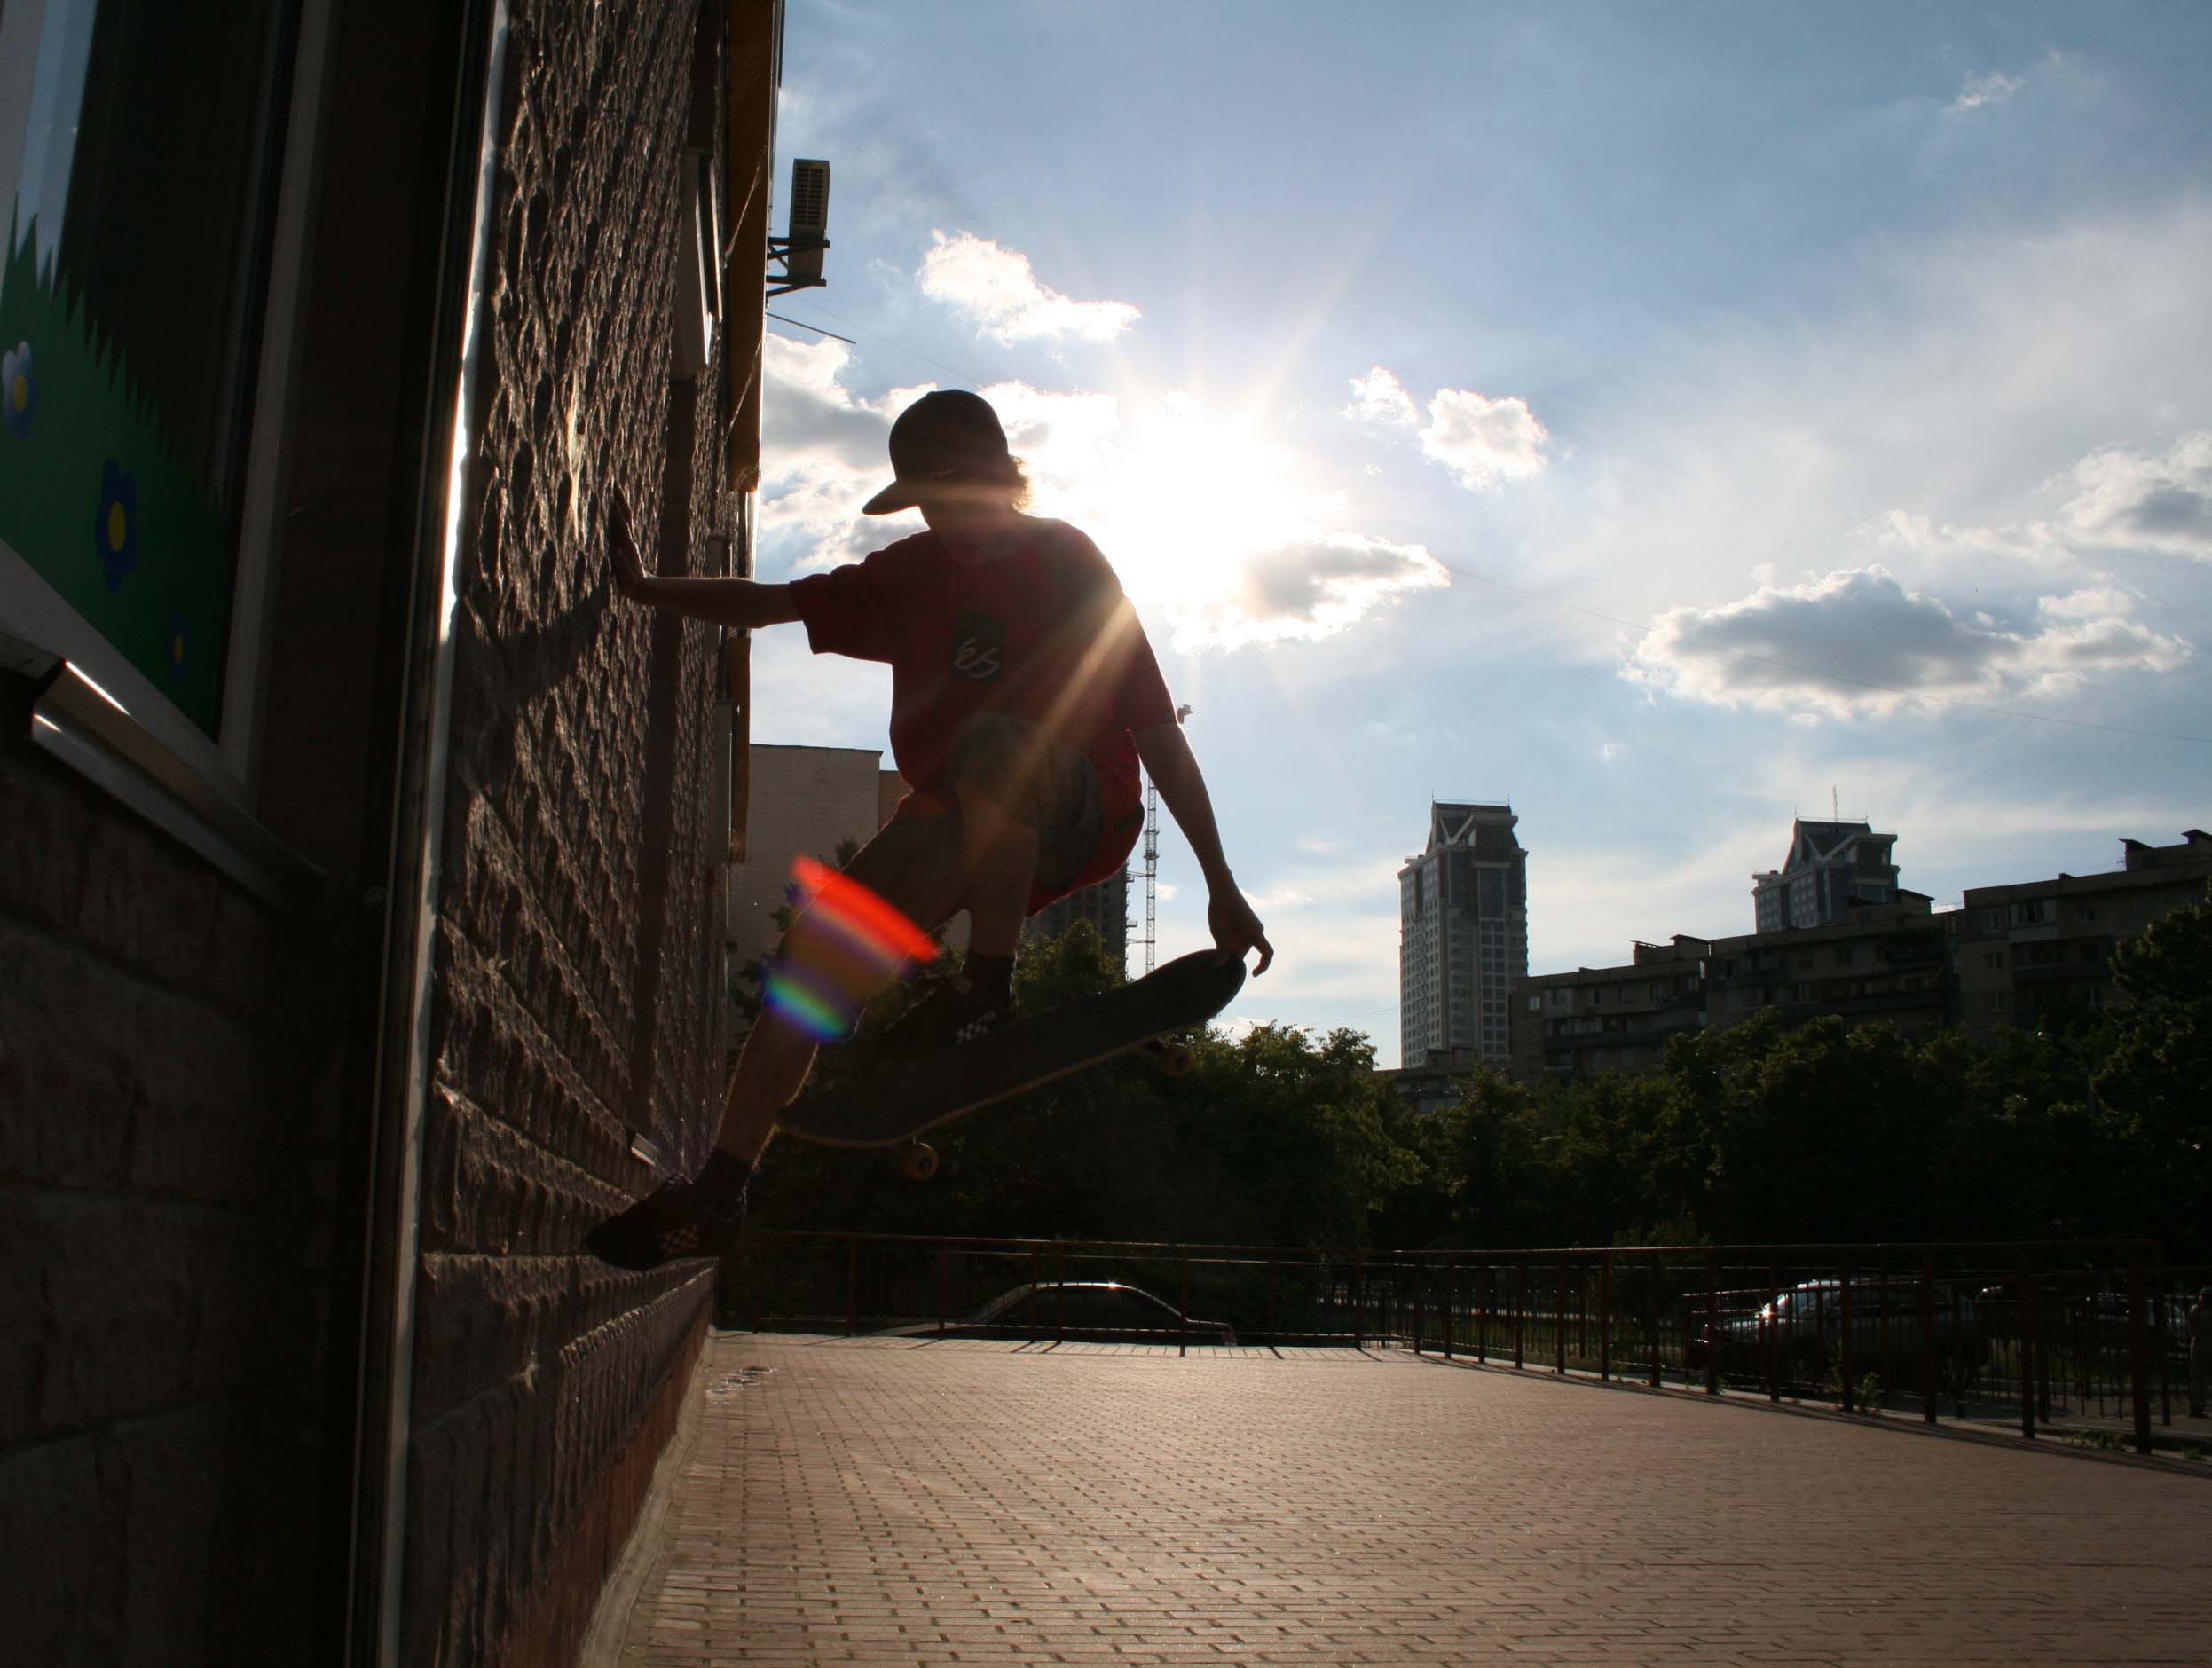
[{"x1": 753, "y1": 1, "x2": 2212, "y2": 1065}]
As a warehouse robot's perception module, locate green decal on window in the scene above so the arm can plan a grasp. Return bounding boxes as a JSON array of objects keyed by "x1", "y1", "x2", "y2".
[{"x1": 0, "y1": 208, "x2": 234, "y2": 733}]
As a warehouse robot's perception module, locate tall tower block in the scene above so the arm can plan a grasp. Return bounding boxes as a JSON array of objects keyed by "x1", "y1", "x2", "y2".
[{"x1": 1398, "y1": 802, "x2": 1528, "y2": 1069}]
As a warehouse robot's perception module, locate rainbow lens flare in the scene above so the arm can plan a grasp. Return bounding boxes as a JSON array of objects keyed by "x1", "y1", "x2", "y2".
[{"x1": 763, "y1": 856, "x2": 939, "y2": 1040}]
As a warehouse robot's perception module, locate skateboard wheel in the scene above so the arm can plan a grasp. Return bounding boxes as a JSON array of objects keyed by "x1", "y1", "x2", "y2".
[
  {"x1": 1155, "y1": 1041, "x2": 1193, "y2": 1078},
  {"x1": 897, "y1": 1141, "x2": 939, "y2": 1182}
]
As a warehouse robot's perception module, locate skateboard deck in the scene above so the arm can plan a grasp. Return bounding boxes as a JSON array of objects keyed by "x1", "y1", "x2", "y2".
[{"x1": 778, "y1": 950, "x2": 1246, "y2": 1153}]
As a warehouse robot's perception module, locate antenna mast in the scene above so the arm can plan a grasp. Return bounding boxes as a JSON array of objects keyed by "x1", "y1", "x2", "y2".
[{"x1": 1139, "y1": 704, "x2": 1194, "y2": 974}]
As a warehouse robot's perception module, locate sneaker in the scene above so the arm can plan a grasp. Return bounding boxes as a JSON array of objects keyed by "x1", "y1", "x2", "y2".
[
  {"x1": 585, "y1": 1174, "x2": 745, "y2": 1271},
  {"x1": 879, "y1": 974, "x2": 1007, "y2": 1063}
]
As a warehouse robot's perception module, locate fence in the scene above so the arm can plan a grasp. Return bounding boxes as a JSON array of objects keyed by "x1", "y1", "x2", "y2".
[{"x1": 725, "y1": 1231, "x2": 2179, "y2": 1454}]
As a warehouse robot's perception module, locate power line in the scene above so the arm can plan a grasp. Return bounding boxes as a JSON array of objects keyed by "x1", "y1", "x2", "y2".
[
  {"x1": 1429, "y1": 555, "x2": 2212, "y2": 747},
  {"x1": 766, "y1": 301, "x2": 985, "y2": 386},
  {"x1": 765, "y1": 311, "x2": 854, "y2": 344}
]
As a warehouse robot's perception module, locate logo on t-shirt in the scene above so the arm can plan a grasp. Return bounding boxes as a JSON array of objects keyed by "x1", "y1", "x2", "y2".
[{"x1": 949, "y1": 610, "x2": 1004, "y2": 682}]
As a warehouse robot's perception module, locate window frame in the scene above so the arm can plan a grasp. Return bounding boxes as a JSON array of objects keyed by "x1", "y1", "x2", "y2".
[{"x1": 0, "y1": 0, "x2": 331, "y2": 903}]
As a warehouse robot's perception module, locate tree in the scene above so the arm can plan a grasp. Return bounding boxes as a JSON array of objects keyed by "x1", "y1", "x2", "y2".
[{"x1": 2093, "y1": 885, "x2": 2212, "y2": 1255}]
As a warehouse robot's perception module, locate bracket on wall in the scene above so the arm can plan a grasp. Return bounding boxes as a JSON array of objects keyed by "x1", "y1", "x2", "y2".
[{"x1": 765, "y1": 234, "x2": 829, "y2": 298}]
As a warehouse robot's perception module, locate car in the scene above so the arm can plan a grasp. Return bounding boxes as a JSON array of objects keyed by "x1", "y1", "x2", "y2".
[
  {"x1": 1973, "y1": 1285, "x2": 2190, "y2": 1365},
  {"x1": 873, "y1": 1280, "x2": 1238, "y2": 1346},
  {"x1": 1692, "y1": 1278, "x2": 1983, "y2": 1383}
]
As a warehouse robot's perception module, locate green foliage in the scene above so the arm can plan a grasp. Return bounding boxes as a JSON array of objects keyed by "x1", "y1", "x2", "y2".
[
  {"x1": 753, "y1": 888, "x2": 2212, "y2": 1258},
  {"x1": 750, "y1": 920, "x2": 1413, "y2": 1247}
]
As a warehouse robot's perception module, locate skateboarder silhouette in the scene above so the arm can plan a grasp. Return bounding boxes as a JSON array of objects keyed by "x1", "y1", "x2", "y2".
[{"x1": 588, "y1": 389, "x2": 1271, "y2": 1268}]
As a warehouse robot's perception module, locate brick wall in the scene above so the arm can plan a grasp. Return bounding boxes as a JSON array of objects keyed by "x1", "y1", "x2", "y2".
[
  {"x1": 398, "y1": 2, "x2": 736, "y2": 1662},
  {"x1": 0, "y1": 674, "x2": 335, "y2": 1666}
]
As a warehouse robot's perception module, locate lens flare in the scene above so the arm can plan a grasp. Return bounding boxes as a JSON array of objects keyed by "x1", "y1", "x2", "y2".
[{"x1": 763, "y1": 856, "x2": 940, "y2": 1040}]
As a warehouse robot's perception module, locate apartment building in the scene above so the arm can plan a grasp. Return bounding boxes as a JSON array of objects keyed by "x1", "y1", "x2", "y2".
[
  {"x1": 1398, "y1": 801, "x2": 1528, "y2": 1070},
  {"x1": 1953, "y1": 830, "x2": 2212, "y2": 1042},
  {"x1": 1511, "y1": 935, "x2": 1711, "y2": 1080},
  {"x1": 1026, "y1": 866, "x2": 1131, "y2": 970},
  {"x1": 1702, "y1": 901, "x2": 1948, "y2": 1037},
  {"x1": 1508, "y1": 826, "x2": 2209, "y2": 1082},
  {"x1": 1377, "y1": 1045, "x2": 1490, "y2": 1114}
]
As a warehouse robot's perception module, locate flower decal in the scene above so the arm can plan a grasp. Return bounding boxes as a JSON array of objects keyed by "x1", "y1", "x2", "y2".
[
  {"x1": 2, "y1": 341, "x2": 34, "y2": 439},
  {"x1": 168, "y1": 613, "x2": 191, "y2": 682},
  {"x1": 95, "y1": 459, "x2": 138, "y2": 591}
]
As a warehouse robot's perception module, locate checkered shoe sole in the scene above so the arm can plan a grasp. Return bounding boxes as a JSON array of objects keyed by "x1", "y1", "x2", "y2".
[{"x1": 954, "y1": 1011, "x2": 1001, "y2": 1045}]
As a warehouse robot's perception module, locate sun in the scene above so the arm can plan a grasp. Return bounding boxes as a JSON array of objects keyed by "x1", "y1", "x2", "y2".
[{"x1": 1022, "y1": 397, "x2": 1316, "y2": 609}]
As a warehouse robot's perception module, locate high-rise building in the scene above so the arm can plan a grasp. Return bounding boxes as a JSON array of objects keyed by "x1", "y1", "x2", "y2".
[
  {"x1": 1398, "y1": 802, "x2": 1528, "y2": 1069},
  {"x1": 1751, "y1": 818, "x2": 1902, "y2": 932},
  {"x1": 1024, "y1": 869, "x2": 1131, "y2": 972}
]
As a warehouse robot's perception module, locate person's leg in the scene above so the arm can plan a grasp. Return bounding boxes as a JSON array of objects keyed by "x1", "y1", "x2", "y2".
[
  {"x1": 585, "y1": 819, "x2": 959, "y2": 1268},
  {"x1": 879, "y1": 718, "x2": 1102, "y2": 1055},
  {"x1": 715, "y1": 819, "x2": 964, "y2": 1161},
  {"x1": 946, "y1": 713, "x2": 1102, "y2": 954}
]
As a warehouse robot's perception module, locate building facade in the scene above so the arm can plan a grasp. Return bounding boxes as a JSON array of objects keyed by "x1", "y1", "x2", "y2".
[
  {"x1": 0, "y1": 4, "x2": 782, "y2": 1663},
  {"x1": 1953, "y1": 830, "x2": 2212, "y2": 1043},
  {"x1": 1512, "y1": 935, "x2": 1712, "y2": 1080},
  {"x1": 1398, "y1": 802, "x2": 1527, "y2": 1070},
  {"x1": 728, "y1": 743, "x2": 905, "y2": 978}
]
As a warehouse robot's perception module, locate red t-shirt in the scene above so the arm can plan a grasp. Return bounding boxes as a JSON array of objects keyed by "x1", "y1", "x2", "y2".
[{"x1": 789, "y1": 518, "x2": 1177, "y2": 893}]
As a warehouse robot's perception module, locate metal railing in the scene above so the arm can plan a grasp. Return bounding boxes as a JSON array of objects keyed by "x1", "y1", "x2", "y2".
[{"x1": 724, "y1": 1231, "x2": 2176, "y2": 1454}]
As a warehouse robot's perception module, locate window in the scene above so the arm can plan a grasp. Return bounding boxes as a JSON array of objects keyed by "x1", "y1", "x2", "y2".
[
  {"x1": 0, "y1": 1, "x2": 303, "y2": 750},
  {"x1": 1526, "y1": 995, "x2": 1540, "y2": 1011},
  {"x1": 1985, "y1": 950, "x2": 2004, "y2": 971},
  {"x1": 1981, "y1": 909, "x2": 2003, "y2": 932},
  {"x1": 2075, "y1": 904, "x2": 2097, "y2": 924},
  {"x1": 2011, "y1": 899, "x2": 2051, "y2": 927},
  {"x1": 1834, "y1": 945, "x2": 1854, "y2": 968},
  {"x1": 1590, "y1": 987, "x2": 1604, "y2": 1005},
  {"x1": 1988, "y1": 990, "x2": 2011, "y2": 1012}
]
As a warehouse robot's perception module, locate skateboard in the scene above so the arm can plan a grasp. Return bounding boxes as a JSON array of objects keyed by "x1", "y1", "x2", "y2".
[{"x1": 777, "y1": 950, "x2": 1247, "y2": 1179}]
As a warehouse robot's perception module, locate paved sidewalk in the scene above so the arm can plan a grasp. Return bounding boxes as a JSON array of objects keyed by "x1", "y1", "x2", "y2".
[{"x1": 608, "y1": 1331, "x2": 2212, "y2": 1666}]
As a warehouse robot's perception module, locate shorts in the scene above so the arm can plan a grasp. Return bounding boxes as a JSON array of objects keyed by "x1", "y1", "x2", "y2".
[{"x1": 839, "y1": 713, "x2": 1105, "y2": 932}]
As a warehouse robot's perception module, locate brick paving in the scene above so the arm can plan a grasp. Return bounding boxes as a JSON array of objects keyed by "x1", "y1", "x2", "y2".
[{"x1": 608, "y1": 1330, "x2": 2212, "y2": 1665}]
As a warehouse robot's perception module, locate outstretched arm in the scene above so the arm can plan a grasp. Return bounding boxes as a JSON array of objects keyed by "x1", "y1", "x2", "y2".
[
  {"x1": 1133, "y1": 718, "x2": 1274, "y2": 975},
  {"x1": 605, "y1": 494, "x2": 800, "y2": 631}
]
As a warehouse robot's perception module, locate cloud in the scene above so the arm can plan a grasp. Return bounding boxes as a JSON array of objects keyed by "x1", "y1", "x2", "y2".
[
  {"x1": 1600, "y1": 741, "x2": 1627, "y2": 763},
  {"x1": 1420, "y1": 389, "x2": 1551, "y2": 491},
  {"x1": 1626, "y1": 565, "x2": 2190, "y2": 715},
  {"x1": 1948, "y1": 70, "x2": 2024, "y2": 114},
  {"x1": 917, "y1": 231, "x2": 1140, "y2": 344},
  {"x1": 1174, "y1": 533, "x2": 1450, "y2": 651},
  {"x1": 1344, "y1": 366, "x2": 1418, "y2": 427},
  {"x1": 760, "y1": 345, "x2": 1451, "y2": 655},
  {"x1": 1348, "y1": 366, "x2": 1550, "y2": 492},
  {"x1": 1871, "y1": 507, "x2": 2071, "y2": 567},
  {"x1": 757, "y1": 335, "x2": 906, "y2": 570},
  {"x1": 2059, "y1": 432, "x2": 2212, "y2": 560}
]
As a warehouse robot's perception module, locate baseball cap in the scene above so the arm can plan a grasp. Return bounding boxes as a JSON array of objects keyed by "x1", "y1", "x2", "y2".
[{"x1": 860, "y1": 390, "x2": 1013, "y2": 515}]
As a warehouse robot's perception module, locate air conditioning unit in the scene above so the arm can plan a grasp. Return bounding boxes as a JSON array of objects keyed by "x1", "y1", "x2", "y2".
[{"x1": 785, "y1": 158, "x2": 830, "y2": 286}]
